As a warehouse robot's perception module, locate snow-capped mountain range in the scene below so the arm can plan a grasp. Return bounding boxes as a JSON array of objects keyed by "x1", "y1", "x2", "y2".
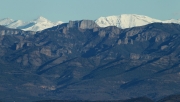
[
  {"x1": 0, "y1": 14, "x2": 180, "y2": 31},
  {"x1": 95, "y1": 14, "x2": 180, "y2": 29},
  {"x1": 0, "y1": 16, "x2": 63, "y2": 31}
]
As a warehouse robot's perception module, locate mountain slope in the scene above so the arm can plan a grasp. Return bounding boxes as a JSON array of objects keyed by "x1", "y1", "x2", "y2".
[{"x1": 1, "y1": 22, "x2": 180, "y2": 102}]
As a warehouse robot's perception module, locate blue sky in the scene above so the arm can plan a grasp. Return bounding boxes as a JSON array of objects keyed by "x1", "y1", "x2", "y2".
[{"x1": 0, "y1": 0, "x2": 180, "y2": 22}]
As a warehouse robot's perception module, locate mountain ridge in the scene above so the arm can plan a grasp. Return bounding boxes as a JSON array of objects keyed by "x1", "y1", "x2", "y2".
[{"x1": 1, "y1": 14, "x2": 180, "y2": 31}]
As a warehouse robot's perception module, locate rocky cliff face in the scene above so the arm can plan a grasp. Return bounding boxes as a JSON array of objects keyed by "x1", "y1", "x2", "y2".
[
  {"x1": 1, "y1": 23, "x2": 180, "y2": 102},
  {"x1": 0, "y1": 25, "x2": 36, "y2": 35},
  {"x1": 67, "y1": 20, "x2": 99, "y2": 29}
]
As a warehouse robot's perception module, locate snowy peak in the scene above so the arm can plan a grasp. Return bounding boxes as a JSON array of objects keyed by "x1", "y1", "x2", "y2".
[
  {"x1": 118, "y1": 14, "x2": 161, "y2": 28},
  {"x1": 22, "y1": 16, "x2": 54, "y2": 31},
  {"x1": 0, "y1": 16, "x2": 63, "y2": 31},
  {"x1": 33, "y1": 16, "x2": 49, "y2": 23},
  {"x1": 7, "y1": 20, "x2": 27, "y2": 28},
  {"x1": 95, "y1": 14, "x2": 162, "y2": 29},
  {"x1": 119, "y1": 14, "x2": 161, "y2": 23},
  {"x1": 0, "y1": 18, "x2": 14, "y2": 26},
  {"x1": 95, "y1": 14, "x2": 180, "y2": 29}
]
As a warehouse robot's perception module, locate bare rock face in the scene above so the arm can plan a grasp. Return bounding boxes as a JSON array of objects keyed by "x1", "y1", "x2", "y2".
[
  {"x1": 0, "y1": 30, "x2": 5, "y2": 35},
  {"x1": 62, "y1": 27, "x2": 68, "y2": 34},
  {"x1": 79, "y1": 20, "x2": 99, "y2": 29},
  {"x1": 15, "y1": 42, "x2": 25, "y2": 50},
  {"x1": 98, "y1": 30, "x2": 106, "y2": 37},
  {"x1": 130, "y1": 53, "x2": 140, "y2": 59},
  {"x1": 67, "y1": 20, "x2": 99, "y2": 29},
  {"x1": 29, "y1": 51, "x2": 42, "y2": 66},
  {"x1": 117, "y1": 39, "x2": 122, "y2": 45},
  {"x1": 0, "y1": 25, "x2": 35, "y2": 35},
  {"x1": 0, "y1": 30, "x2": 19, "y2": 35},
  {"x1": 40, "y1": 48, "x2": 52, "y2": 56}
]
